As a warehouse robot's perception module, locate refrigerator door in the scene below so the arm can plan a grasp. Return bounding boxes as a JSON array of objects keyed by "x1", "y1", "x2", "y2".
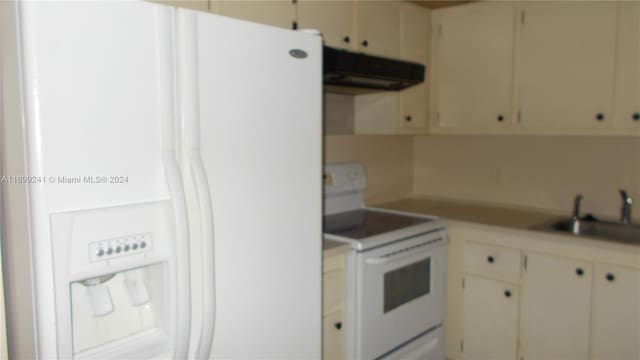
[
  {"x1": 176, "y1": 10, "x2": 322, "y2": 359},
  {"x1": 2, "y1": 1, "x2": 190, "y2": 358}
]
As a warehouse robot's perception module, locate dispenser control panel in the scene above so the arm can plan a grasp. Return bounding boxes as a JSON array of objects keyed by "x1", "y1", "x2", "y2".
[{"x1": 89, "y1": 233, "x2": 153, "y2": 262}]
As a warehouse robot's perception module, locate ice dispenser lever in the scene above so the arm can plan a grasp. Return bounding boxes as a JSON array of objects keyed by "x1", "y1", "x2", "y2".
[
  {"x1": 124, "y1": 269, "x2": 150, "y2": 306},
  {"x1": 82, "y1": 275, "x2": 115, "y2": 317}
]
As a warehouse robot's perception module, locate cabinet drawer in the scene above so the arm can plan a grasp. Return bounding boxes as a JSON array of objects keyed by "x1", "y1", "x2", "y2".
[
  {"x1": 465, "y1": 242, "x2": 521, "y2": 280},
  {"x1": 323, "y1": 269, "x2": 345, "y2": 315},
  {"x1": 323, "y1": 310, "x2": 346, "y2": 360},
  {"x1": 324, "y1": 253, "x2": 345, "y2": 273}
]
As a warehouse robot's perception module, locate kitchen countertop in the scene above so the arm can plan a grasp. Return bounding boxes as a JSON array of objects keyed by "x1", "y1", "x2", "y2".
[
  {"x1": 376, "y1": 196, "x2": 565, "y2": 231},
  {"x1": 323, "y1": 239, "x2": 351, "y2": 257}
]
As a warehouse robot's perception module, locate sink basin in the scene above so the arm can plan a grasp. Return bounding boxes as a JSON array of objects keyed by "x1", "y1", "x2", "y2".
[{"x1": 534, "y1": 219, "x2": 640, "y2": 244}]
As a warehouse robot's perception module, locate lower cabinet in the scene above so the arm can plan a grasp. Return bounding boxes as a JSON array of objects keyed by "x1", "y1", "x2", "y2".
[
  {"x1": 463, "y1": 275, "x2": 519, "y2": 360},
  {"x1": 323, "y1": 250, "x2": 347, "y2": 360},
  {"x1": 323, "y1": 310, "x2": 346, "y2": 360},
  {"x1": 591, "y1": 263, "x2": 640, "y2": 360},
  {"x1": 522, "y1": 252, "x2": 592, "y2": 360},
  {"x1": 451, "y1": 224, "x2": 640, "y2": 360}
]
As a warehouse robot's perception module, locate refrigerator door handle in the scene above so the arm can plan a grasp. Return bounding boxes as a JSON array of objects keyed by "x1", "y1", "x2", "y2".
[
  {"x1": 163, "y1": 152, "x2": 192, "y2": 359},
  {"x1": 190, "y1": 150, "x2": 216, "y2": 360}
]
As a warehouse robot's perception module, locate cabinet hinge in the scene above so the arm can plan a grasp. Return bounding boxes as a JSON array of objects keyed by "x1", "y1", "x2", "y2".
[
  {"x1": 524, "y1": 254, "x2": 528, "y2": 270},
  {"x1": 462, "y1": 276, "x2": 465, "y2": 289},
  {"x1": 518, "y1": 109, "x2": 522, "y2": 124},
  {"x1": 460, "y1": 339, "x2": 464, "y2": 353},
  {"x1": 521, "y1": 11, "x2": 526, "y2": 25}
]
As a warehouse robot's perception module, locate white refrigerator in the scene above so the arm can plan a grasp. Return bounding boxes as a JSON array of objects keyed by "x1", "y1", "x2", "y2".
[{"x1": 0, "y1": 1, "x2": 322, "y2": 359}]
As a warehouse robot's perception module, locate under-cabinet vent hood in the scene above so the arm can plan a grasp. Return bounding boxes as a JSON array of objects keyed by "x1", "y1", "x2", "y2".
[{"x1": 323, "y1": 46, "x2": 425, "y2": 94}]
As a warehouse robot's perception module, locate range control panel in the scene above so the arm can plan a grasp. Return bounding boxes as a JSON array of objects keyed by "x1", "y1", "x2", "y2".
[{"x1": 89, "y1": 233, "x2": 153, "y2": 262}]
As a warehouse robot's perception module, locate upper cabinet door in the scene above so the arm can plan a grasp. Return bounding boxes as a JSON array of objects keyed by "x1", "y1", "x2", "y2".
[
  {"x1": 356, "y1": 1, "x2": 401, "y2": 58},
  {"x1": 614, "y1": 2, "x2": 640, "y2": 132},
  {"x1": 218, "y1": 1, "x2": 295, "y2": 29},
  {"x1": 516, "y1": 2, "x2": 618, "y2": 130},
  {"x1": 151, "y1": 0, "x2": 209, "y2": 12},
  {"x1": 297, "y1": 1, "x2": 355, "y2": 50},
  {"x1": 431, "y1": 3, "x2": 515, "y2": 131},
  {"x1": 400, "y1": 3, "x2": 429, "y2": 63}
]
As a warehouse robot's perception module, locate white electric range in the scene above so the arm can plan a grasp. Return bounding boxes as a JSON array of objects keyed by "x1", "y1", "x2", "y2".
[{"x1": 323, "y1": 163, "x2": 448, "y2": 360}]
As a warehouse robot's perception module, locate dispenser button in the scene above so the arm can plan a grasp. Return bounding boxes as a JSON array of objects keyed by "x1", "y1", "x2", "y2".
[
  {"x1": 115, "y1": 246, "x2": 122, "y2": 254},
  {"x1": 140, "y1": 241, "x2": 147, "y2": 249},
  {"x1": 124, "y1": 244, "x2": 131, "y2": 252},
  {"x1": 106, "y1": 248, "x2": 113, "y2": 256},
  {"x1": 96, "y1": 249, "x2": 105, "y2": 257},
  {"x1": 132, "y1": 243, "x2": 139, "y2": 250}
]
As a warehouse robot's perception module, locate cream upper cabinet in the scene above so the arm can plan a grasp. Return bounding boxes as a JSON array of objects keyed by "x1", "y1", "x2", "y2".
[
  {"x1": 356, "y1": 1, "x2": 401, "y2": 58},
  {"x1": 591, "y1": 263, "x2": 640, "y2": 360},
  {"x1": 431, "y1": 3, "x2": 515, "y2": 132},
  {"x1": 218, "y1": 1, "x2": 295, "y2": 29},
  {"x1": 297, "y1": 1, "x2": 355, "y2": 50},
  {"x1": 148, "y1": 0, "x2": 209, "y2": 12},
  {"x1": 614, "y1": 2, "x2": 640, "y2": 133},
  {"x1": 516, "y1": 2, "x2": 618, "y2": 130},
  {"x1": 463, "y1": 275, "x2": 519, "y2": 360},
  {"x1": 400, "y1": 3, "x2": 429, "y2": 63},
  {"x1": 397, "y1": 3, "x2": 429, "y2": 134},
  {"x1": 399, "y1": 83, "x2": 428, "y2": 133},
  {"x1": 522, "y1": 252, "x2": 592, "y2": 360}
]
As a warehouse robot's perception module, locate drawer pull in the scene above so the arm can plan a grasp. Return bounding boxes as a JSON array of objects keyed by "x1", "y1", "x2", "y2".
[
  {"x1": 334, "y1": 322, "x2": 342, "y2": 330},
  {"x1": 487, "y1": 255, "x2": 495, "y2": 264}
]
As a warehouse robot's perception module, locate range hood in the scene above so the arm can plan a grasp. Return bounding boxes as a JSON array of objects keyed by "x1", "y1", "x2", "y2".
[{"x1": 323, "y1": 46, "x2": 425, "y2": 94}]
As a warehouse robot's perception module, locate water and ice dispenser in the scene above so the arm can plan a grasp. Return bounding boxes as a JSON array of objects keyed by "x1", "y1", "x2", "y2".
[{"x1": 49, "y1": 201, "x2": 180, "y2": 358}]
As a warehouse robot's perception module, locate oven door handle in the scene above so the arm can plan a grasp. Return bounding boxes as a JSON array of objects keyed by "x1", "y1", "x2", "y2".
[
  {"x1": 364, "y1": 238, "x2": 442, "y2": 266},
  {"x1": 365, "y1": 251, "x2": 426, "y2": 266}
]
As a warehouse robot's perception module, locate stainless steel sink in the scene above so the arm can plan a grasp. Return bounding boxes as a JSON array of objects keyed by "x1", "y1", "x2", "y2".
[{"x1": 534, "y1": 219, "x2": 640, "y2": 244}]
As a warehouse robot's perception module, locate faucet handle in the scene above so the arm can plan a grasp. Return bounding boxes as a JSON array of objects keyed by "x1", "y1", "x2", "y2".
[
  {"x1": 620, "y1": 189, "x2": 633, "y2": 205},
  {"x1": 573, "y1": 194, "x2": 584, "y2": 218}
]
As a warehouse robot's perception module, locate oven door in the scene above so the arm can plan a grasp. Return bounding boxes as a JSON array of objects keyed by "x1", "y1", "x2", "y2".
[{"x1": 356, "y1": 230, "x2": 448, "y2": 360}]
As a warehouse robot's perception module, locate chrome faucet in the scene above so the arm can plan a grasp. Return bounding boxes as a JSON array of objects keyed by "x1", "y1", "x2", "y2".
[
  {"x1": 571, "y1": 194, "x2": 583, "y2": 234},
  {"x1": 620, "y1": 190, "x2": 633, "y2": 225}
]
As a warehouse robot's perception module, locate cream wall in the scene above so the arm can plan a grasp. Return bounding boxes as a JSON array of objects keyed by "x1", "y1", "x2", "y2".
[
  {"x1": 413, "y1": 135, "x2": 640, "y2": 220},
  {"x1": 324, "y1": 135, "x2": 414, "y2": 204}
]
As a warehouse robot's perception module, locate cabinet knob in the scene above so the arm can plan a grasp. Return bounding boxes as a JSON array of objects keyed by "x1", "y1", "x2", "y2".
[
  {"x1": 487, "y1": 255, "x2": 495, "y2": 264},
  {"x1": 334, "y1": 322, "x2": 342, "y2": 330},
  {"x1": 606, "y1": 273, "x2": 615, "y2": 282},
  {"x1": 596, "y1": 113, "x2": 605, "y2": 121},
  {"x1": 405, "y1": 115, "x2": 412, "y2": 122},
  {"x1": 497, "y1": 115, "x2": 504, "y2": 122},
  {"x1": 343, "y1": 36, "x2": 350, "y2": 43},
  {"x1": 504, "y1": 290, "x2": 512, "y2": 298},
  {"x1": 576, "y1": 268, "x2": 585, "y2": 276},
  {"x1": 633, "y1": 113, "x2": 640, "y2": 121},
  {"x1": 362, "y1": 40, "x2": 368, "y2": 47}
]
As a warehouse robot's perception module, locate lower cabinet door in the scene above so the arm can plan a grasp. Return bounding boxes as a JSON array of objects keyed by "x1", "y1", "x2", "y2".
[
  {"x1": 323, "y1": 310, "x2": 345, "y2": 360},
  {"x1": 522, "y1": 252, "x2": 592, "y2": 360},
  {"x1": 463, "y1": 275, "x2": 519, "y2": 360},
  {"x1": 591, "y1": 263, "x2": 640, "y2": 360}
]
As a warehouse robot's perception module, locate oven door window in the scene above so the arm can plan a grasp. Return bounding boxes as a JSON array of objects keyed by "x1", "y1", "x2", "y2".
[{"x1": 384, "y1": 258, "x2": 431, "y2": 313}]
